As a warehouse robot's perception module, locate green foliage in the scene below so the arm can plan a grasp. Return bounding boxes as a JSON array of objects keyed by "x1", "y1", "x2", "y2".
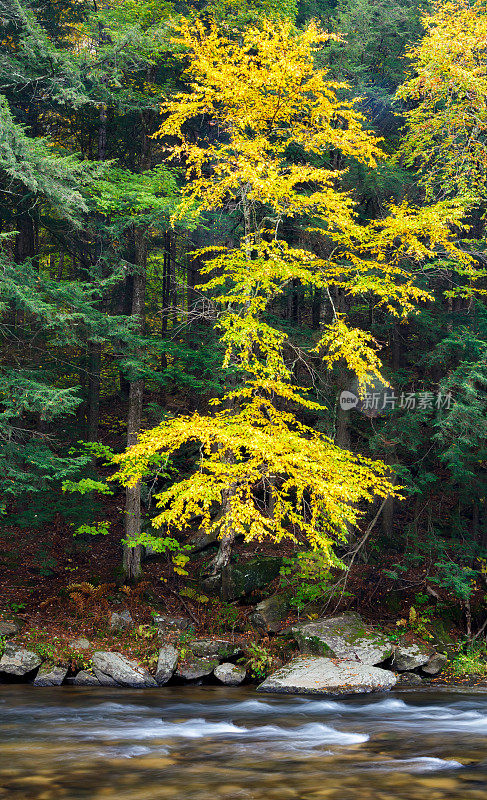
[
  {"x1": 206, "y1": 599, "x2": 240, "y2": 633},
  {"x1": 33, "y1": 548, "x2": 58, "y2": 576},
  {"x1": 429, "y1": 562, "x2": 477, "y2": 602},
  {"x1": 22, "y1": 629, "x2": 91, "y2": 670},
  {"x1": 91, "y1": 165, "x2": 181, "y2": 226},
  {"x1": 280, "y1": 550, "x2": 350, "y2": 611},
  {"x1": 74, "y1": 522, "x2": 111, "y2": 538},
  {"x1": 243, "y1": 642, "x2": 274, "y2": 678},
  {"x1": 62, "y1": 478, "x2": 114, "y2": 496},
  {"x1": 394, "y1": 606, "x2": 435, "y2": 639},
  {"x1": 206, "y1": 0, "x2": 298, "y2": 24},
  {"x1": 324, "y1": 0, "x2": 424, "y2": 93},
  {"x1": 449, "y1": 644, "x2": 487, "y2": 678},
  {"x1": 73, "y1": 442, "x2": 116, "y2": 463}
]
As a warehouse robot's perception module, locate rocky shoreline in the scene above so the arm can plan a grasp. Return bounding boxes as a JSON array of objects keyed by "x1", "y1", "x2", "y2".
[{"x1": 0, "y1": 611, "x2": 452, "y2": 694}]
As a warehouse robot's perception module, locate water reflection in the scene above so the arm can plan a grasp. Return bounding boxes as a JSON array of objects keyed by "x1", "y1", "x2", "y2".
[{"x1": 0, "y1": 685, "x2": 486, "y2": 799}]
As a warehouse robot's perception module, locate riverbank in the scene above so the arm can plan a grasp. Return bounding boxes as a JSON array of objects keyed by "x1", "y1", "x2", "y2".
[
  {"x1": 2, "y1": 513, "x2": 486, "y2": 693},
  {"x1": 0, "y1": 607, "x2": 478, "y2": 694}
]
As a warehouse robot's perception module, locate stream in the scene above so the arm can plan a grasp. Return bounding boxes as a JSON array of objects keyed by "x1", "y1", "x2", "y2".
[{"x1": 1, "y1": 685, "x2": 487, "y2": 799}]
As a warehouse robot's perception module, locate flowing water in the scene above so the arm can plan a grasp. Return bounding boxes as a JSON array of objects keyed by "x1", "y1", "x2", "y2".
[{"x1": 1, "y1": 685, "x2": 487, "y2": 800}]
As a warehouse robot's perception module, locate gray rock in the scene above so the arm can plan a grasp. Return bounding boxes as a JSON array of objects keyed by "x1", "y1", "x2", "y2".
[
  {"x1": 396, "y1": 671, "x2": 423, "y2": 686},
  {"x1": 227, "y1": 556, "x2": 283, "y2": 599},
  {"x1": 257, "y1": 656, "x2": 397, "y2": 695},
  {"x1": 250, "y1": 594, "x2": 289, "y2": 633},
  {"x1": 70, "y1": 670, "x2": 101, "y2": 686},
  {"x1": 154, "y1": 614, "x2": 190, "y2": 632},
  {"x1": 191, "y1": 638, "x2": 242, "y2": 661},
  {"x1": 110, "y1": 610, "x2": 134, "y2": 632},
  {"x1": 204, "y1": 556, "x2": 283, "y2": 601},
  {"x1": 0, "y1": 645, "x2": 42, "y2": 677},
  {"x1": 175, "y1": 657, "x2": 219, "y2": 681},
  {"x1": 155, "y1": 645, "x2": 178, "y2": 685},
  {"x1": 188, "y1": 528, "x2": 220, "y2": 553},
  {"x1": 69, "y1": 637, "x2": 90, "y2": 650},
  {"x1": 92, "y1": 651, "x2": 157, "y2": 688},
  {"x1": 391, "y1": 644, "x2": 432, "y2": 671},
  {"x1": 214, "y1": 662, "x2": 246, "y2": 686},
  {"x1": 34, "y1": 665, "x2": 68, "y2": 686},
  {"x1": 422, "y1": 652, "x2": 448, "y2": 675},
  {"x1": 292, "y1": 612, "x2": 393, "y2": 665},
  {"x1": 92, "y1": 670, "x2": 119, "y2": 687},
  {"x1": 0, "y1": 621, "x2": 19, "y2": 637}
]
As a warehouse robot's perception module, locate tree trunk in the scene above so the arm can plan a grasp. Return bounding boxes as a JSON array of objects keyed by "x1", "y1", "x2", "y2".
[
  {"x1": 335, "y1": 384, "x2": 357, "y2": 541},
  {"x1": 123, "y1": 374, "x2": 144, "y2": 581},
  {"x1": 312, "y1": 287, "x2": 322, "y2": 329},
  {"x1": 122, "y1": 227, "x2": 147, "y2": 581},
  {"x1": 86, "y1": 100, "x2": 108, "y2": 439},
  {"x1": 87, "y1": 341, "x2": 101, "y2": 440},
  {"x1": 208, "y1": 478, "x2": 237, "y2": 590},
  {"x1": 381, "y1": 455, "x2": 398, "y2": 540},
  {"x1": 208, "y1": 187, "x2": 254, "y2": 574}
]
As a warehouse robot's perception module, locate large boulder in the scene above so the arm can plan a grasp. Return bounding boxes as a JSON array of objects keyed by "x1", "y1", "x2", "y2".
[
  {"x1": 69, "y1": 637, "x2": 90, "y2": 650},
  {"x1": 155, "y1": 645, "x2": 178, "y2": 685},
  {"x1": 191, "y1": 638, "x2": 242, "y2": 661},
  {"x1": 258, "y1": 656, "x2": 397, "y2": 695},
  {"x1": 34, "y1": 665, "x2": 68, "y2": 687},
  {"x1": 0, "y1": 621, "x2": 19, "y2": 637},
  {"x1": 175, "y1": 657, "x2": 219, "y2": 681},
  {"x1": 422, "y1": 652, "x2": 448, "y2": 676},
  {"x1": 188, "y1": 528, "x2": 220, "y2": 553},
  {"x1": 396, "y1": 671, "x2": 423, "y2": 686},
  {"x1": 391, "y1": 644, "x2": 432, "y2": 672},
  {"x1": 154, "y1": 614, "x2": 191, "y2": 633},
  {"x1": 109, "y1": 610, "x2": 134, "y2": 632},
  {"x1": 214, "y1": 662, "x2": 246, "y2": 686},
  {"x1": 292, "y1": 612, "x2": 393, "y2": 665},
  {"x1": 92, "y1": 652, "x2": 157, "y2": 688},
  {"x1": 70, "y1": 670, "x2": 101, "y2": 686},
  {"x1": 0, "y1": 645, "x2": 42, "y2": 678},
  {"x1": 204, "y1": 556, "x2": 283, "y2": 601},
  {"x1": 250, "y1": 595, "x2": 289, "y2": 633}
]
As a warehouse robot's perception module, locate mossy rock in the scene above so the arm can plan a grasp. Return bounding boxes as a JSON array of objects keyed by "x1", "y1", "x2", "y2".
[
  {"x1": 203, "y1": 556, "x2": 283, "y2": 600},
  {"x1": 292, "y1": 612, "x2": 394, "y2": 665}
]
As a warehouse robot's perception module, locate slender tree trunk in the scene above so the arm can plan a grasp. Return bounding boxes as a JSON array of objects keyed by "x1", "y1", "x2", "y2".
[
  {"x1": 86, "y1": 101, "x2": 108, "y2": 440},
  {"x1": 87, "y1": 342, "x2": 101, "y2": 440},
  {"x1": 123, "y1": 227, "x2": 147, "y2": 580},
  {"x1": 381, "y1": 489, "x2": 395, "y2": 540},
  {"x1": 381, "y1": 454, "x2": 398, "y2": 540},
  {"x1": 312, "y1": 287, "x2": 322, "y2": 329},
  {"x1": 335, "y1": 378, "x2": 356, "y2": 541},
  {"x1": 209, "y1": 187, "x2": 255, "y2": 576}
]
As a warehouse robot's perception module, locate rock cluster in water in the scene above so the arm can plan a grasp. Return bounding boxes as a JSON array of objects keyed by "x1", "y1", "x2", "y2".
[
  {"x1": 0, "y1": 611, "x2": 447, "y2": 694},
  {"x1": 258, "y1": 612, "x2": 446, "y2": 695},
  {"x1": 0, "y1": 625, "x2": 248, "y2": 688}
]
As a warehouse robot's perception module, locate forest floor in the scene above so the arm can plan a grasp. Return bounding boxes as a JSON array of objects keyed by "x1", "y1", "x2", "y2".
[
  {"x1": 0, "y1": 398, "x2": 484, "y2": 685},
  {"x1": 0, "y1": 509, "x2": 477, "y2": 685}
]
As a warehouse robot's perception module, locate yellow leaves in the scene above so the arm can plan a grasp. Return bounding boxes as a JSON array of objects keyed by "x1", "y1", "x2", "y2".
[
  {"x1": 172, "y1": 553, "x2": 189, "y2": 576},
  {"x1": 114, "y1": 13, "x2": 475, "y2": 562},
  {"x1": 314, "y1": 318, "x2": 384, "y2": 396},
  {"x1": 219, "y1": 312, "x2": 291, "y2": 382},
  {"x1": 397, "y1": 1, "x2": 487, "y2": 207},
  {"x1": 114, "y1": 399, "x2": 399, "y2": 553},
  {"x1": 156, "y1": 18, "x2": 382, "y2": 222}
]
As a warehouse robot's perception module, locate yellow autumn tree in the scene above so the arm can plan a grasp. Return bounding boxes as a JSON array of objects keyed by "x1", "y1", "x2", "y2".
[
  {"x1": 397, "y1": 0, "x2": 487, "y2": 211},
  {"x1": 114, "y1": 18, "x2": 470, "y2": 574}
]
